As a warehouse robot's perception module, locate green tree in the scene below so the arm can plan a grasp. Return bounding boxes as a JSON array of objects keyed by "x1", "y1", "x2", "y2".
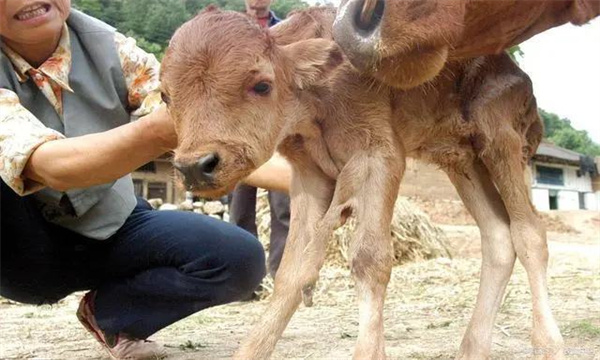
[
  {"x1": 507, "y1": 45, "x2": 524, "y2": 64},
  {"x1": 99, "y1": 0, "x2": 124, "y2": 27},
  {"x1": 125, "y1": 31, "x2": 164, "y2": 59},
  {"x1": 539, "y1": 109, "x2": 600, "y2": 156},
  {"x1": 271, "y1": 0, "x2": 309, "y2": 18},
  {"x1": 72, "y1": 0, "x2": 103, "y2": 17},
  {"x1": 119, "y1": 0, "x2": 156, "y2": 38},
  {"x1": 144, "y1": 0, "x2": 189, "y2": 46},
  {"x1": 73, "y1": 0, "x2": 308, "y2": 58}
]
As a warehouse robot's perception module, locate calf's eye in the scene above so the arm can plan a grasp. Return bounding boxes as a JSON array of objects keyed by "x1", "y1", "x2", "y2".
[
  {"x1": 252, "y1": 82, "x2": 271, "y2": 96},
  {"x1": 161, "y1": 92, "x2": 170, "y2": 105}
]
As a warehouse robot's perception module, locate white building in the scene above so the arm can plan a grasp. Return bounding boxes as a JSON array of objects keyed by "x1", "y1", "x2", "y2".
[{"x1": 530, "y1": 142, "x2": 598, "y2": 211}]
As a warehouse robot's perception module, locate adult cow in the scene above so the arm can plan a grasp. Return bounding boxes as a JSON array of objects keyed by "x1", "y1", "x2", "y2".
[
  {"x1": 333, "y1": 0, "x2": 600, "y2": 89},
  {"x1": 162, "y1": 6, "x2": 562, "y2": 360}
]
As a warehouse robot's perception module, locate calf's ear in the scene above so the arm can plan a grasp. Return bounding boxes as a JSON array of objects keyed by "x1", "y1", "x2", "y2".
[{"x1": 282, "y1": 39, "x2": 344, "y2": 89}]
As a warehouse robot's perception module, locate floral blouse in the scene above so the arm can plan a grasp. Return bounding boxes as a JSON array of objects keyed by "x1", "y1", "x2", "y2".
[{"x1": 0, "y1": 24, "x2": 163, "y2": 196}]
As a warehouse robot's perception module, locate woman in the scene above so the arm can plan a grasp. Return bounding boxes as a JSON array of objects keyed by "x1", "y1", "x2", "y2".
[{"x1": 0, "y1": 1, "x2": 289, "y2": 358}]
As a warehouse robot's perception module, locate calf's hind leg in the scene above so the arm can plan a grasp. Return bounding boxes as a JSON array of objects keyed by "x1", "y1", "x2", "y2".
[
  {"x1": 446, "y1": 160, "x2": 516, "y2": 360},
  {"x1": 482, "y1": 132, "x2": 563, "y2": 359}
]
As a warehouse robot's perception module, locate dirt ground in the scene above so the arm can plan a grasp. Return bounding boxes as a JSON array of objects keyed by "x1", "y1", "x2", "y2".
[{"x1": 1, "y1": 205, "x2": 598, "y2": 360}]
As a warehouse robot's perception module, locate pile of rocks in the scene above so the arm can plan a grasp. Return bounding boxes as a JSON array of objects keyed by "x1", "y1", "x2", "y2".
[{"x1": 147, "y1": 198, "x2": 229, "y2": 221}]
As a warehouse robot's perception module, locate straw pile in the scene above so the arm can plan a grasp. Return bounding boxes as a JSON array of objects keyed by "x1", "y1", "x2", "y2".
[{"x1": 255, "y1": 191, "x2": 450, "y2": 269}]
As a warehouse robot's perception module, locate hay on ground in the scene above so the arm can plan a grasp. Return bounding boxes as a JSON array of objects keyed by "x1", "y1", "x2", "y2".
[
  {"x1": 254, "y1": 193, "x2": 450, "y2": 299},
  {"x1": 256, "y1": 191, "x2": 450, "y2": 270}
]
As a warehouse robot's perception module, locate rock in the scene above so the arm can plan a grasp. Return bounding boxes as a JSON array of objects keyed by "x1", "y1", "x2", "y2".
[
  {"x1": 222, "y1": 213, "x2": 230, "y2": 222},
  {"x1": 147, "y1": 198, "x2": 163, "y2": 209},
  {"x1": 209, "y1": 214, "x2": 221, "y2": 220},
  {"x1": 179, "y1": 200, "x2": 194, "y2": 211},
  {"x1": 159, "y1": 203, "x2": 178, "y2": 211},
  {"x1": 193, "y1": 208, "x2": 204, "y2": 214},
  {"x1": 203, "y1": 201, "x2": 225, "y2": 215},
  {"x1": 193, "y1": 201, "x2": 205, "y2": 209}
]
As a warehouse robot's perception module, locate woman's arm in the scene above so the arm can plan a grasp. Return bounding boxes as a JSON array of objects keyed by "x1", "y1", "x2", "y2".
[
  {"x1": 243, "y1": 153, "x2": 292, "y2": 194},
  {"x1": 23, "y1": 106, "x2": 176, "y2": 191}
]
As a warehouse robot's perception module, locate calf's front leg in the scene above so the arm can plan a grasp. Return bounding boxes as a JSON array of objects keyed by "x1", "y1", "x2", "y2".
[
  {"x1": 233, "y1": 160, "x2": 336, "y2": 360},
  {"x1": 234, "y1": 147, "x2": 402, "y2": 359}
]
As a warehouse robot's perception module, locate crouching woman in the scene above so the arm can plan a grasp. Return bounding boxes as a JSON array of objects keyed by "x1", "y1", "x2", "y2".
[{"x1": 0, "y1": 1, "x2": 287, "y2": 358}]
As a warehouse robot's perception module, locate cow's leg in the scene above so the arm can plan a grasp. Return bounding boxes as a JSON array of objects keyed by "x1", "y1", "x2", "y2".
[
  {"x1": 482, "y1": 133, "x2": 563, "y2": 360},
  {"x1": 346, "y1": 154, "x2": 403, "y2": 360},
  {"x1": 233, "y1": 159, "x2": 336, "y2": 360},
  {"x1": 446, "y1": 160, "x2": 516, "y2": 360}
]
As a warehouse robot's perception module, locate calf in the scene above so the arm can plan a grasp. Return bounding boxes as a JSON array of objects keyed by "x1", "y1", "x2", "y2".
[{"x1": 161, "y1": 6, "x2": 562, "y2": 360}]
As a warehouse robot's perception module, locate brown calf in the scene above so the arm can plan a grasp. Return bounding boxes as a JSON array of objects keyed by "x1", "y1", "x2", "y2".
[
  {"x1": 161, "y1": 6, "x2": 562, "y2": 360},
  {"x1": 334, "y1": 0, "x2": 600, "y2": 89}
]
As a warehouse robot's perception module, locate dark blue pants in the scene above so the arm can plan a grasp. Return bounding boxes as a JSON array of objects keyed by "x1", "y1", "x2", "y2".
[
  {"x1": 228, "y1": 184, "x2": 290, "y2": 277},
  {"x1": 0, "y1": 181, "x2": 266, "y2": 339}
]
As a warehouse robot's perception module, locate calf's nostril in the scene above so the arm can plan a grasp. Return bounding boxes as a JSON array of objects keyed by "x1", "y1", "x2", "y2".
[
  {"x1": 198, "y1": 153, "x2": 220, "y2": 175},
  {"x1": 174, "y1": 161, "x2": 195, "y2": 182},
  {"x1": 173, "y1": 154, "x2": 219, "y2": 187},
  {"x1": 355, "y1": 0, "x2": 385, "y2": 33}
]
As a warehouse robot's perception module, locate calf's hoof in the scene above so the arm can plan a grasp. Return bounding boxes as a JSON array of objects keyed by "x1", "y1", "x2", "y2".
[
  {"x1": 353, "y1": 343, "x2": 386, "y2": 360},
  {"x1": 454, "y1": 335, "x2": 490, "y2": 360},
  {"x1": 532, "y1": 326, "x2": 564, "y2": 360},
  {"x1": 531, "y1": 347, "x2": 565, "y2": 360},
  {"x1": 233, "y1": 347, "x2": 265, "y2": 360}
]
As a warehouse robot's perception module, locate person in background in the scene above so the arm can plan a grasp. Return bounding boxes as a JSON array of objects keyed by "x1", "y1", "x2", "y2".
[
  {"x1": 0, "y1": 1, "x2": 290, "y2": 359},
  {"x1": 229, "y1": 0, "x2": 289, "y2": 278},
  {"x1": 244, "y1": 0, "x2": 281, "y2": 28}
]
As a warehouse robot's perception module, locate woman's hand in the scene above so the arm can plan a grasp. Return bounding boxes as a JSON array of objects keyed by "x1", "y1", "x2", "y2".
[
  {"x1": 23, "y1": 106, "x2": 177, "y2": 191},
  {"x1": 148, "y1": 105, "x2": 178, "y2": 152},
  {"x1": 243, "y1": 153, "x2": 292, "y2": 194}
]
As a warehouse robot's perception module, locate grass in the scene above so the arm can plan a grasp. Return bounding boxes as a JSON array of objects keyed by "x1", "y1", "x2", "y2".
[
  {"x1": 22, "y1": 311, "x2": 51, "y2": 319},
  {"x1": 567, "y1": 320, "x2": 600, "y2": 339},
  {"x1": 340, "y1": 332, "x2": 355, "y2": 339},
  {"x1": 176, "y1": 340, "x2": 208, "y2": 351},
  {"x1": 426, "y1": 320, "x2": 452, "y2": 329},
  {"x1": 166, "y1": 313, "x2": 214, "y2": 330},
  {"x1": 23, "y1": 312, "x2": 35, "y2": 319}
]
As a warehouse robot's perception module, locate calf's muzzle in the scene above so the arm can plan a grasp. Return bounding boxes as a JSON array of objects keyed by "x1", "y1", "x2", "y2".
[{"x1": 174, "y1": 153, "x2": 220, "y2": 189}]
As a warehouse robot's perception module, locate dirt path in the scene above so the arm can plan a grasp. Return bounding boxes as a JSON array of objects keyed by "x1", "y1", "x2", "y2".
[{"x1": 1, "y1": 218, "x2": 599, "y2": 359}]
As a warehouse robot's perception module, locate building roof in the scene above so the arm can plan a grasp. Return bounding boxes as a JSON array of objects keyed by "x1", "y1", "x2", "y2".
[{"x1": 535, "y1": 141, "x2": 582, "y2": 162}]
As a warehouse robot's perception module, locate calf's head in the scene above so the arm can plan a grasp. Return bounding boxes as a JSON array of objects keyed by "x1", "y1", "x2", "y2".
[
  {"x1": 161, "y1": 7, "x2": 343, "y2": 197},
  {"x1": 333, "y1": 0, "x2": 465, "y2": 89}
]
